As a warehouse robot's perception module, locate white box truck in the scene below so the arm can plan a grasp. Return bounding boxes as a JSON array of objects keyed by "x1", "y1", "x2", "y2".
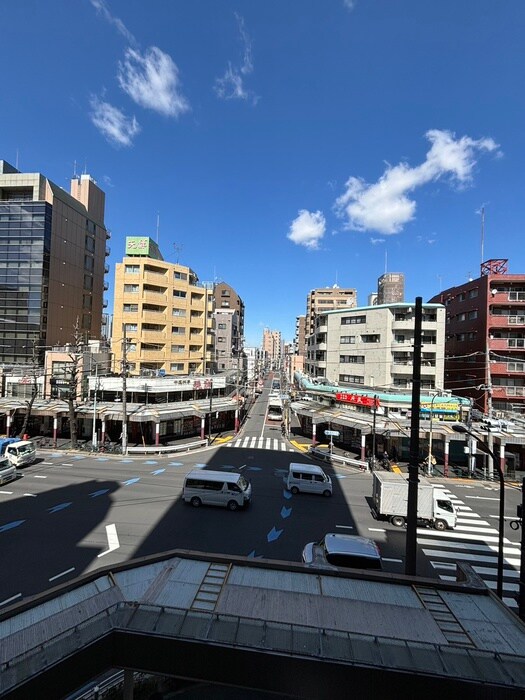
[{"x1": 372, "y1": 472, "x2": 456, "y2": 531}]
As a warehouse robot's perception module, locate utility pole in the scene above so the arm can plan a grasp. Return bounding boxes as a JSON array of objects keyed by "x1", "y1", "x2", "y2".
[
  {"x1": 121, "y1": 325, "x2": 128, "y2": 455},
  {"x1": 406, "y1": 297, "x2": 423, "y2": 577}
]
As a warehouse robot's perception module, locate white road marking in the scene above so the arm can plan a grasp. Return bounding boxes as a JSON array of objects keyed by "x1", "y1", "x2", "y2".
[
  {"x1": 34, "y1": 475, "x2": 47, "y2": 479},
  {"x1": 473, "y1": 566, "x2": 520, "y2": 579},
  {"x1": 23, "y1": 493, "x2": 37, "y2": 497},
  {"x1": 417, "y1": 529, "x2": 516, "y2": 545},
  {"x1": 0, "y1": 491, "x2": 13, "y2": 495},
  {"x1": 418, "y1": 537, "x2": 521, "y2": 556},
  {"x1": 382, "y1": 557, "x2": 403, "y2": 563},
  {"x1": 41, "y1": 462, "x2": 54, "y2": 465},
  {"x1": 424, "y1": 550, "x2": 520, "y2": 566},
  {"x1": 454, "y1": 524, "x2": 499, "y2": 534},
  {"x1": 0, "y1": 593, "x2": 22, "y2": 606},
  {"x1": 336, "y1": 524, "x2": 355, "y2": 530},
  {"x1": 465, "y1": 495, "x2": 500, "y2": 501},
  {"x1": 49, "y1": 567, "x2": 75, "y2": 582},
  {"x1": 98, "y1": 523, "x2": 120, "y2": 558},
  {"x1": 368, "y1": 528, "x2": 386, "y2": 532}
]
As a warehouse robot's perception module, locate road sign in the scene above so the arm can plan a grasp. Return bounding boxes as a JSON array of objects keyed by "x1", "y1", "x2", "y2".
[{"x1": 324, "y1": 430, "x2": 340, "y2": 437}]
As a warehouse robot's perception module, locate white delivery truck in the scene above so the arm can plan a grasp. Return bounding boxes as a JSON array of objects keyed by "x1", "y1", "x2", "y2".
[{"x1": 372, "y1": 472, "x2": 456, "y2": 531}]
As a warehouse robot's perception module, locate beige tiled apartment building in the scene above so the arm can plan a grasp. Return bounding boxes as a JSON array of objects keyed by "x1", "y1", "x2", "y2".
[{"x1": 111, "y1": 237, "x2": 214, "y2": 376}]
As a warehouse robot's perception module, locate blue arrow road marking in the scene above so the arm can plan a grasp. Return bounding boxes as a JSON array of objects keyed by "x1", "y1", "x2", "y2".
[
  {"x1": 73, "y1": 455, "x2": 86, "y2": 460},
  {"x1": 89, "y1": 489, "x2": 110, "y2": 498},
  {"x1": 151, "y1": 469, "x2": 165, "y2": 475},
  {"x1": 0, "y1": 520, "x2": 26, "y2": 533},
  {"x1": 119, "y1": 459, "x2": 135, "y2": 464},
  {"x1": 283, "y1": 489, "x2": 292, "y2": 500},
  {"x1": 168, "y1": 462, "x2": 184, "y2": 467},
  {"x1": 267, "y1": 527, "x2": 283, "y2": 542},
  {"x1": 122, "y1": 478, "x2": 140, "y2": 486},
  {"x1": 96, "y1": 458, "x2": 110, "y2": 462},
  {"x1": 280, "y1": 506, "x2": 292, "y2": 519},
  {"x1": 247, "y1": 550, "x2": 264, "y2": 558},
  {"x1": 144, "y1": 460, "x2": 159, "y2": 465},
  {"x1": 48, "y1": 502, "x2": 72, "y2": 513}
]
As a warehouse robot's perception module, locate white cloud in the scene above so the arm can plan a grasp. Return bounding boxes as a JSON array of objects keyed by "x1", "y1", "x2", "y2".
[
  {"x1": 287, "y1": 210, "x2": 326, "y2": 250},
  {"x1": 89, "y1": 96, "x2": 140, "y2": 147},
  {"x1": 118, "y1": 47, "x2": 190, "y2": 117},
  {"x1": 214, "y1": 13, "x2": 258, "y2": 103},
  {"x1": 90, "y1": 0, "x2": 137, "y2": 46},
  {"x1": 370, "y1": 237, "x2": 385, "y2": 245},
  {"x1": 343, "y1": 0, "x2": 356, "y2": 11},
  {"x1": 334, "y1": 129, "x2": 501, "y2": 235}
]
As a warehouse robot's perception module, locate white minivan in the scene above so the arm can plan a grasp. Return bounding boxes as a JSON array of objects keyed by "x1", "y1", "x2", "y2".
[
  {"x1": 0, "y1": 456, "x2": 16, "y2": 485},
  {"x1": 183, "y1": 469, "x2": 252, "y2": 511},
  {"x1": 286, "y1": 462, "x2": 332, "y2": 497},
  {"x1": 5, "y1": 440, "x2": 37, "y2": 467}
]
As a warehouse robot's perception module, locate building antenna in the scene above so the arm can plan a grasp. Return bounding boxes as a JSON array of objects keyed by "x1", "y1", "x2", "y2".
[
  {"x1": 73, "y1": 160, "x2": 77, "y2": 178},
  {"x1": 480, "y1": 205, "x2": 485, "y2": 266},
  {"x1": 156, "y1": 212, "x2": 160, "y2": 244},
  {"x1": 15, "y1": 149, "x2": 19, "y2": 170},
  {"x1": 173, "y1": 243, "x2": 183, "y2": 264},
  {"x1": 384, "y1": 249, "x2": 388, "y2": 274},
  {"x1": 437, "y1": 274, "x2": 443, "y2": 291}
]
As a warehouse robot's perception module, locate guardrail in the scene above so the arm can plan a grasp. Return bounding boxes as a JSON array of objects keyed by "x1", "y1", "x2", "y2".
[
  {"x1": 308, "y1": 446, "x2": 368, "y2": 470},
  {"x1": 126, "y1": 439, "x2": 208, "y2": 455}
]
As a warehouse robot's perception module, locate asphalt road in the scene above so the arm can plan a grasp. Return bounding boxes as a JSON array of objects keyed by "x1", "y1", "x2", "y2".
[{"x1": 0, "y1": 381, "x2": 522, "y2": 610}]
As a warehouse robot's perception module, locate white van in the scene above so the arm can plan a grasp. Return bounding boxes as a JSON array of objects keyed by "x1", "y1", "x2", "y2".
[
  {"x1": 286, "y1": 462, "x2": 332, "y2": 497},
  {"x1": 5, "y1": 440, "x2": 37, "y2": 468},
  {"x1": 183, "y1": 469, "x2": 252, "y2": 511},
  {"x1": 0, "y1": 456, "x2": 16, "y2": 485}
]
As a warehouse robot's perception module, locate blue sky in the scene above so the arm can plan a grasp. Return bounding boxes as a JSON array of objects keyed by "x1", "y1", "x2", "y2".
[{"x1": 1, "y1": 0, "x2": 524, "y2": 347}]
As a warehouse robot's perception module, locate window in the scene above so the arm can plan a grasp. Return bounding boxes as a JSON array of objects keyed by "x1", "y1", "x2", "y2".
[
  {"x1": 171, "y1": 326, "x2": 185, "y2": 335},
  {"x1": 170, "y1": 363, "x2": 184, "y2": 371},
  {"x1": 123, "y1": 304, "x2": 138, "y2": 312},
  {"x1": 457, "y1": 313, "x2": 466, "y2": 321},
  {"x1": 340, "y1": 355, "x2": 365, "y2": 364},
  {"x1": 338, "y1": 375, "x2": 364, "y2": 384},
  {"x1": 340, "y1": 336, "x2": 356, "y2": 344},
  {"x1": 458, "y1": 293, "x2": 466, "y2": 301},
  {"x1": 395, "y1": 313, "x2": 408, "y2": 321},
  {"x1": 85, "y1": 235, "x2": 95, "y2": 253},
  {"x1": 394, "y1": 334, "x2": 405, "y2": 343},
  {"x1": 172, "y1": 308, "x2": 186, "y2": 316},
  {"x1": 84, "y1": 255, "x2": 94, "y2": 271},
  {"x1": 124, "y1": 284, "x2": 139, "y2": 293},
  {"x1": 173, "y1": 290, "x2": 187, "y2": 298},
  {"x1": 171, "y1": 345, "x2": 185, "y2": 353},
  {"x1": 125, "y1": 264, "x2": 140, "y2": 274},
  {"x1": 218, "y1": 323, "x2": 227, "y2": 330},
  {"x1": 456, "y1": 333, "x2": 466, "y2": 341},
  {"x1": 361, "y1": 334, "x2": 380, "y2": 343},
  {"x1": 422, "y1": 335, "x2": 436, "y2": 344},
  {"x1": 221, "y1": 290, "x2": 230, "y2": 297},
  {"x1": 83, "y1": 294, "x2": 92, "y2": 310},
  {"x1": 217, "y1": 337, "x2": 225, "y2": 343},
  {"x1": 469, "y1": 288, "x2": 478, "y2": 298},
  {"x1": 468, "y1": 310, "x2": 478, "y2": 320},
  {"x1": 508, "y1": 362, "x2": 525, "y2": 372},
  {"x1": 124, "y1": 323, "x2": 137, "y2": 333},
  {"x1": 174, "y1": 271, "x2": 187, "y2": 280},
  {"x1": 508, "y1": 338, "x2": 525, "y2": 348},
  {"x1": 341, "y1": 315, "x2": 366, "y2": 325},
  {"x1": 84, "y1": 274, "x2": 93, "y2": 291}
]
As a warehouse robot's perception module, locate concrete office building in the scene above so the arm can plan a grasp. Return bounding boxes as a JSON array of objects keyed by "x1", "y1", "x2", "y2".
[
  {"x1": 429, "y1": 258, "x2": 525, "y2": 415},
  {"x1": 214, "y1": 308, "x2": 241, "y2": 371},
  {"x1": 377, "y1": 272, "x2": 405, "y2": 305},
  {"x1": 295, "y1": 314, "x2": 307, "y2": 356},
  {"x1": 111, "y1": 237, "x2": 214, "y2": 377},
  {"x1": 0, "y1": 160, "x2": 108, "y2": 364},
  {"x1": 308, "y1": 303, "x2": 445, "y2": 390}
]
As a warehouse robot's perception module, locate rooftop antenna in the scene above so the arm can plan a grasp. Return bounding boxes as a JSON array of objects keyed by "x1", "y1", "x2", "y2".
[
  {"x1": 384, "y1": 249, "x2": 388, "y2": 274},
  {"x1": 480, "y1": 205, "x2": 485, "y2": 266},
  {"x1": 155, "y1": 212, "x2": 160, "y2": 244},
  {"x1": 437, "y1": 274, "x2": 443, "y2": 291},
  {"x1": 173, "y1": 243, "x2": 183, "y2": 264},
  {"x1": 83, "y1": 159, "x2": 87, "y2": 175},
  {"x1": 15, "y1": 149, "x2": 19, "y2": 170},
  {"x1": 73, "y1": 160, "x2": 77, "y2": 178}
]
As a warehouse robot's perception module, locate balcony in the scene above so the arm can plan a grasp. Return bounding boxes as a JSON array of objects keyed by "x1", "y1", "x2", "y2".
[
  {"x1": 143, "y1": 272, "x2": 167, "y2": 284},
  {"x1": 143, "y1": 291, "x2": 167, "y2": 304},
  {"x1": 317, "y1": 342, "x2": 327, "y2": 351},
  {"x1": 105, "y1": 246, "x2": 111, "y2": 257},
  {"x1": 139, "y1": 349, "x2": 167, "y2": 359},
  {"x1": 102, "y1": 299, "x2": 108, "y2": 308},
  {"x1": 141, "y1": 330, "x2": 167, "y2": 342},
  {"x1": 492, "y1": 386, "x2": 525, "y2": 398},
  {"x1": 103, "y1": 281, "x2": 109, "y2": 291},
  {"x1": 105, "y1": 230, "x2": 111, "y2": 239},
  {"x1": 489, "y1": 315, "x2": 525, "y2": 328},
  {"x1": 104, "y1": 264, "x2": 110, "y2": 274},
  {"x1": 391, "y1": 363, "x2": 414, "y2": 375},
  {"x1": 490, "y1": 361, "x2": 525, "y2": 375},
  {"x1": 142, "y1": 310, "x2": 167, "y2": 323},
  {"x1": 316, "y1": 324, "x2": 328, "y2": 333}
]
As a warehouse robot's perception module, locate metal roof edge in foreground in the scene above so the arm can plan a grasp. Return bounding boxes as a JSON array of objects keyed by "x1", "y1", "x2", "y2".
[{"x1": 1, "y1": 550, "x2": 525, "y2": 698}]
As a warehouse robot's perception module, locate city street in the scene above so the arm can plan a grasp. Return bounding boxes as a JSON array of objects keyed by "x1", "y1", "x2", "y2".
[{"x1": 0, "y1": 440, "x2": 522, "y2": 611}]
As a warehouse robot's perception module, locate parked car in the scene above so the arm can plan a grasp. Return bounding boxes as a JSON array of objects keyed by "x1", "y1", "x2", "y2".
[{"x1": 302, "y1": 533, "x2": 382, "y2": 571}]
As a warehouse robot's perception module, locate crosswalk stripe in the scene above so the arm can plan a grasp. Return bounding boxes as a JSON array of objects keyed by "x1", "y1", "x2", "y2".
[
  {"x1": 473, "y1": 566, "x2": 520, "y2": 579},
  {"x1": 454, "y1": 524, "x2": 499, "y2": 534},
  {"x1": 417, "y1": 528, "x2": 516, "y2": 545},
  {"x1": 424, "y1": 550, "x2": 521, "y2": 566},
  {"x1": 418, "y1": 538, "x2": 521, "y2": 556}
]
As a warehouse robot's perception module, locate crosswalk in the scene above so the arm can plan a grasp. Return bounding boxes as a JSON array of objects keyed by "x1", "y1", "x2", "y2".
[
  {"x1": 227, "y1": 435, "x2": 294, "y2": 451},
  {"x1": 420, "y1": 485, "x2": 521, "y2": 609}
]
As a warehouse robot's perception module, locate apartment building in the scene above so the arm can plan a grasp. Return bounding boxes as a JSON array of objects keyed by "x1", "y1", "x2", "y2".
[
  {"x1": 305, "y1": 285, "x2": 357, "y2": 374},
  {"x1": 308, "y1": 303, "x2": 445, "y2": 390},
  {"x1": 295, "y1": 315, "x2": 306, "y2": 356},
  {"x1": 213, "y1": 282, "x2": 245, "y2": 352},
  {"x1": 0, "y1": 160, "x2": 108, "y2": 364},
  {"x1": 112, "y1": 237, "x2": 214, "y2": 376},
  {"x1": 429, "y1": 258, "x2": 525, "y2": 415},
  {"x1": 377, "y1": 273, "x2": 405, "y2": 304},
  {"x1": 214, "y1": 308, "x2": 240, "y2": 371},
  {"x1": 262, "y1": 328, "x2": 282, "y2": 369}
]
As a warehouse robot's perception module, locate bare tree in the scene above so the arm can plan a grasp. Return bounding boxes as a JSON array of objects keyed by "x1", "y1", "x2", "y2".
[
  {"x1": 17, "y1": 342, "x2": 42, "y2": 439},
  {"x1": 65, "y1": 320, "x2": 84, "y2": 449}
]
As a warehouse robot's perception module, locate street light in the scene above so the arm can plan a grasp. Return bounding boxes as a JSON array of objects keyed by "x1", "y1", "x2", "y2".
[{"x1": 452, "y1": 423, "x2": 504, "y2": 599}]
